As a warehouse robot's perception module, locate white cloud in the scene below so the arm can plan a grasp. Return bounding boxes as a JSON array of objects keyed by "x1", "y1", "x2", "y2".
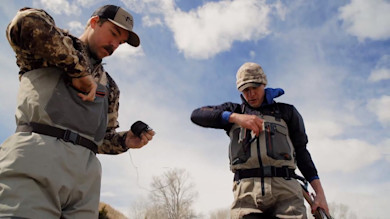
[
  {"x1": 67, "y1": 21, "x2": 84, "y2": 35},
  {"x1": 109, "y1": 44, "x2": 145, "y2": 60},
  {"x1": 37, "y1": 0, "x2": 81, "y2": 15},
  {"x1": 272, "y1": 0, "x2": 287, "y2": 21},
  {"x1": 305, "y1": 114, "x2": 382, "y2": 174},
  {"x1": 100, "y1": 191, "x2": 117, "y2": 198},
  {"x1": 311, "y1": 137, "x2": 381, "y2": 173},
  {"x1": 306, "y1": 119, "x2": 344, "y2": 139},
  {"x1": 123, "y1": 0, "x2": 273, "y2": 59},
  {"x1": 121, "y1": 0, "x2": 144, "y2": 14},
  {"x1": 332, "y1": 182, "x2": 390, "y2": 218},
  {"x1": 142, "y1": 15, "x2": 163, "y2": 27},
  {"x1": 369, "y1": 54, "x2": 390, "y2": 82},
  {"x1": 339, "y1": 0, "x2": 390, "y2": 41},
  {"x1": 0, "y1": 50, "x2": 19, "y2": 118},
  {"x1": 380, "y1": 138, "x2": 390, "y2": 162},
  {"x1": 76, "y1": 0, "x2": 105, "y2": 7},
  {"x1": 369, "y1": 68, "x2": 390, "y2": 82},
  {"x1": 367, "y1": 95, "x2": 390, "y2": 127},
  {"x1": 249, "y1": 50, "x2": 256, "y2": 59},
  {"x1": 165, "y1": 0, "x2": 271, "y2": 59}
]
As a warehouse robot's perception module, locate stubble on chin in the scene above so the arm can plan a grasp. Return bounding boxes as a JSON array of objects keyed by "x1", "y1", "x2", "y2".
[{"x1": 103, "y1": 45, "x2": 114, "y2": 56}]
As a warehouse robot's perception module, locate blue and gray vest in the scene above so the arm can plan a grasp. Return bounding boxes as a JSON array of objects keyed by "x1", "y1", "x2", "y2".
[{"x1": 229, "y1": 109, "x2": 296, "y2": 172}]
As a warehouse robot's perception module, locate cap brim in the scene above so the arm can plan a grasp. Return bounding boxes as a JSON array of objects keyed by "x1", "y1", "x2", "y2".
[
  {"x1": 108, "y1": 19, "x2": 140, "y2": 47},
  {"x1": 238, "y1": 82, "x2": 262, "y2": 92},
  {"x1": 127, "y1": 31, "x2": 140, "y2": 47}
]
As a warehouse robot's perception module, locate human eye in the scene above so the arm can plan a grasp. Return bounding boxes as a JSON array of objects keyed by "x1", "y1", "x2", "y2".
[{"x1": 110, "y1": 30, "x2": 117, "y2": 37}]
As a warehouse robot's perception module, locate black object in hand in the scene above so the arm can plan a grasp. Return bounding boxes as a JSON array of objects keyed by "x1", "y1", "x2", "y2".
[{"x1": 131, "y1": 121, "x2": 151, "y2": 137}]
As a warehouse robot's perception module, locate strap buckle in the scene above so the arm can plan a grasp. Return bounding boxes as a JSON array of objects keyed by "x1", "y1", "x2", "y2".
[
  {"x1": 63, "y1": 129, "x2": 80, "y2": 145},
  {"x1": 234, "y1": 170, "x2": 240, "y2": 182},
  {"x1": 282, "y1": 166, "x2": 292, "y2": 180}
]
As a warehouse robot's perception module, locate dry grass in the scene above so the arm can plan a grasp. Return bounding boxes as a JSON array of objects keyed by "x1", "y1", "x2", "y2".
[{"x1": 99, "y1": 202, "x2": 128, "y2": 219}]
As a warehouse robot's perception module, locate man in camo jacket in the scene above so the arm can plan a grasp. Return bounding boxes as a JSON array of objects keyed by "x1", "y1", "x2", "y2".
[{"x1": 0, "y1": 5, "x2": 154, "y2": 218}]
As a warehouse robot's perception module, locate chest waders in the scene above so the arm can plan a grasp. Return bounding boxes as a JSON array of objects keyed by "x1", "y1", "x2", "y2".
[
  {"x1": 15, "y1": 67, "x2": 108, "y2": 153},
  {"x1": 229, "y1": 112, "x2": 296, "y2": 196},
  {"x1": 0, "y1": 67, "x2": 107, "y2": 217}
]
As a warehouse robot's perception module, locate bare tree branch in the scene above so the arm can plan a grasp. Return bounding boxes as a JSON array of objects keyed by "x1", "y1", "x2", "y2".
[{"x1": 148, "y1": 168, "x2": 198, "y2": 219}]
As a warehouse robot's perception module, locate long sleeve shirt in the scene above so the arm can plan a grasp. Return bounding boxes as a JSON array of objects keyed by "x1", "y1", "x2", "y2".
[
  {"x1": 191, "y1": 94, "x2": 319, "y2": 182},
  {"x1": 6, "y1": 7, "x2": 129, "y2": 154}
]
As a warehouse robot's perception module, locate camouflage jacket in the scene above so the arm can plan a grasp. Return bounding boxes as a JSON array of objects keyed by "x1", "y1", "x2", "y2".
[{"x1": 6, "y1": 7, "x2": 129, "y2": 154}]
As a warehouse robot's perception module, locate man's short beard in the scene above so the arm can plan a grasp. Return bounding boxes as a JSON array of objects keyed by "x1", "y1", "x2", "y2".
[
  {"x1": 87, "y1": 46, "x2": 101, "y2": 61},
  {"x1": 87, "y1": 45, "x2": 114, "y2": 60},
  {"x1": 103, "y1": 45, "x2": 114, "y2": 56}
]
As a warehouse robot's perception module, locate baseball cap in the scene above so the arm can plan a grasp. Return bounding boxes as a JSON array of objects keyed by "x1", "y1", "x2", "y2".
[
  {"x1": 236, "y1": 62, "x2": 267, "y2": 92},
  {"x1": 92, "y1": 5, "x2": 140, "y2": 47}
]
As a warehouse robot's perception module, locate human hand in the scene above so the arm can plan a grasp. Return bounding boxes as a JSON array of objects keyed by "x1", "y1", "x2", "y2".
[
  {"x1": 311, "y1": 192, "x2": 330, "y2": 216},
  {"x1": 310, "y1": 179, "x2": 330, "y2": 216},
  {"x1": 229, "y1": 113, "x2": 264, "y2": 136},
  {"x1": 72, "y1": 75, "x2": 97, "y2": 102},
  {"x1": 125, "y1": 129, "x2": 155, "y2": 149}
]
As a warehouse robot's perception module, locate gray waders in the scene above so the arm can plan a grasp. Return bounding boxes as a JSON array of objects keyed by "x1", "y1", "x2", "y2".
[
  {"x1": 0, "y1": 67, "x2": 108, "y2": 218},
  {"x1": 229, "y1": 114, "x2": 307, "y2": 219}
]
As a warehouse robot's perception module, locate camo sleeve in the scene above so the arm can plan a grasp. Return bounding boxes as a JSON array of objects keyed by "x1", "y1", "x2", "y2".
[
  {"x1": 97, "y1": 73, "x2": 129, "y2": 154},
  {"x1": 6, "y1": 7, "x2": 90, "y2": 77}
]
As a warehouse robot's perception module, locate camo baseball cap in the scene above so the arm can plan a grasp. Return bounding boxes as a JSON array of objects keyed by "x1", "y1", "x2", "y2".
[
  {"x1": 92, "y1": 5, "x2": 140, "y2": 47},
  {"x1": 236, "y1": 62, "x2": 267, "y2": 92}
]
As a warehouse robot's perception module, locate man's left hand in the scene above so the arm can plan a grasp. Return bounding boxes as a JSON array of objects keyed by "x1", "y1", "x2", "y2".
[
  {"x1": 311, "y1": 192, "x2": 329, "y2": 215},
  {"x1": 125, "y1": 129, "x2": 155, "y2": 149},
  {"x1": 310, "y1": 179, "x2": 330, "y2": 215}
]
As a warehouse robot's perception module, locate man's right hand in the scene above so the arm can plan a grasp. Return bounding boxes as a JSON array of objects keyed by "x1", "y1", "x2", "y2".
[
  {"x1": 229, "y1": 113, "x2": 264, "y2": 136},
  {"x1": 72, "y1": 75, "x2": 97, "y2": 102}
]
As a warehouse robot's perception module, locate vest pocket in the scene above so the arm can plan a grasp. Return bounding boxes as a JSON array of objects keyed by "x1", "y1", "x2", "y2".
[
  {"x1": 229, "y1": 127, "x2": 251, "y2": 165},
  {"x1": 45, "y1": 74, "x2": 108, "y2": 142},
  {"x1": 265, "y1": 122, "x2": 292, "y2": 160}
]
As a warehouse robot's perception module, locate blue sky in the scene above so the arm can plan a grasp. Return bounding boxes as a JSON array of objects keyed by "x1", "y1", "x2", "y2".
[{"x1": 0, "y1": 0, "x2": 389, "y2": 218}]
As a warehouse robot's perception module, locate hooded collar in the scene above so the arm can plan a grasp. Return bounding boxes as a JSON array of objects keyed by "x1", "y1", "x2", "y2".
[{"x1": 241, "y1": 88, "x2": 285, "y2": 109}]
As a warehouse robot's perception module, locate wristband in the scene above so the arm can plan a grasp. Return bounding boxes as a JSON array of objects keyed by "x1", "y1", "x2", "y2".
[{"x1": 221, "y1": 111, "x2": 232, "y2": 124}]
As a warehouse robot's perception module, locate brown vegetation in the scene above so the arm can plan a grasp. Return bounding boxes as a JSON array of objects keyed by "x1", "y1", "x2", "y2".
[{"x1": 99, "y1": 202, "x2": 128, "y2": 219}]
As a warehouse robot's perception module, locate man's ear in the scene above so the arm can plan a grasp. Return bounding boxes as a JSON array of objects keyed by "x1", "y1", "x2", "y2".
[{"x1": 90, "y1": 16, "x2": 99, "y2": 29}]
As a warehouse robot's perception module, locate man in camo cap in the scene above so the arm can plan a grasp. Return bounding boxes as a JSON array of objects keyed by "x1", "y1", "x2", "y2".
[
  {"x1": 191, "y1": 62, "x2": 329, "y2": 218},
  {"x1": 0, "y1": 5, "x2": 154, "y2": 218}
]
